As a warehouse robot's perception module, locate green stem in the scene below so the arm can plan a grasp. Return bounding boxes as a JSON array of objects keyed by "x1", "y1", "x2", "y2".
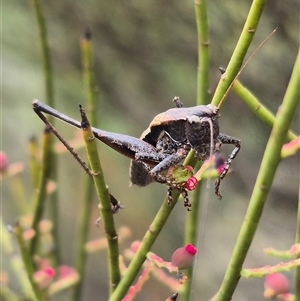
[
  {"x1": 194, "y1": 0, "x2": 210, "y2": 105},
  {"x1": 2, "y1": 220, "x2": 36, "y2": 300},
  {"x1": 28, "y1": 135, "x2": 40, "y2": 189},
  {"x1": 80, "y1": 108, "x2": 120, "y2": 295},
  {"x1": 0, "y1": 285, "x2": 20, "y2": 301},
  {"x1": 9, "y1": 175, "x2": 28, "y2": 215},
  {"x1": 232, "y1": 79, "x2": 297, "y2": 141},
  {"x1": 109, "y1": 192, "x2": 179, "y2": 301},
  {"x1": 81, "y1": 27, "x2": 97, "y2": 120},
  {"x1": 30, "y1": 0, "x2": 59, "y2": 263},
  {"x1": 211, "y1": 0, "x2": 267, "y2": 107},
  {"x1": 73, "y1": 28, "x2": 98, "y2": 300},
  {"x1": 30, "y1": 128, "x2": 53, "y2": 256},
  {"x1": 215, "y1": 50, "x2": 300, "y2": 301},
  {"x1": 30, "y1": 0, "x2": 54, "y2": 107},
  {"x1": 14, "y1": 223, "x2": 44, "y2": 301},
  {"x1": 181, "y1": 180, "x2": 203, "y2": 301}
]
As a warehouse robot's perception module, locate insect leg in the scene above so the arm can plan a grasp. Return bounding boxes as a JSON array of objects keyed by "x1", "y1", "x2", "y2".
[
  {"x1": 167, "y1": 185, "x2": 191, "y2": 211},
  {"x1": 149, "y1": 147, "x2": 189, "y2": 178},
  {"x1": 215, "y1": 133, "x2": 241, "y2": 198},
  {"x1": 173, "y1": 96, "x2": 184, "y2": 108},
  {"x1": 34, "y1": 101, "x2": 160, "y2": 163},
  {"x1": 181, "y1": 189, "x2": 192, "y2": 211},
  {"x1": 33, "y1": 101, "x2": 93, "y2": 176},
  {"x1": 134, "y1": 147, "x2": 189, "y2": 188}
]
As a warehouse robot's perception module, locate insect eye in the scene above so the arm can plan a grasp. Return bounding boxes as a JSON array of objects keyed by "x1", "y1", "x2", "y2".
[{"x1": 187, "y1": 115, "x2": 201, "y2": 124}]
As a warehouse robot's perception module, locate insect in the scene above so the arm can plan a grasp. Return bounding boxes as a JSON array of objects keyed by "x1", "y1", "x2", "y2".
[{"x1": 32, "y1": 97, "x2": 241, "y2": 209}]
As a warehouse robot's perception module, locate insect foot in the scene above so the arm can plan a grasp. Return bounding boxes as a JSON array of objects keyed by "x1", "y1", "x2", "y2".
[
  {"x1": 214, "y1": 134, "x2": 241, "y2": 199},
  {"x1": 165, "y1": 165, "x2": 197, "y2": 210}
]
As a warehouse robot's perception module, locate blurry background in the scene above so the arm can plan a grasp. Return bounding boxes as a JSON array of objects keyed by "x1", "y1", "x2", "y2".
[{"x1": 2, "y1": 0, "x2": 299, "y2": 300}]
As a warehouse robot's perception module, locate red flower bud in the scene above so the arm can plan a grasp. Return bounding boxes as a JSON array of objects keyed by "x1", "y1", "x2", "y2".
[
  {"x1": 171, "y1": 244, "x2": 197, "y2": 269},
  {"x1": 217, "y1": 164, "x2": 225, "y2": 175},
  {"x1": 185, "y1": 176, "x2": 198, "y2": 191},
  {"x1": 264, "y1": 273, "x2": 289, "y2": 298}
]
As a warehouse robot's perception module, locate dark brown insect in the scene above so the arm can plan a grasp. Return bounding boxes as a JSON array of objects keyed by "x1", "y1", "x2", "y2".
[{"x1": 33, "y1": 97, "x2": 241, "y2": 209}]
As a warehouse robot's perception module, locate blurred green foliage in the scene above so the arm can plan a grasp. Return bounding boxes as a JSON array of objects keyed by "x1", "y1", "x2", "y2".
[{"x1": 2, "y1": 0, "x2": 299, "y2": 300}]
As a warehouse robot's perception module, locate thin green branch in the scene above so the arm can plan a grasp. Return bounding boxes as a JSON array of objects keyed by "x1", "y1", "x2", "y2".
[
  {"x1": 79, "y1": 107, "x2": 120, "y2": 295},
  {"x1": 30, "y1": 0, "x2": 54, "y2": 107},
  {"x1": 73, "y1": 28, "x2": 98, "y2": 300},
  {"x1": 30, "y1": 0, "x2": 59, "y2": 263},
  {"x1": 2, "y1": 220, "x2": 36, "y2": 300},
  {"x1": 211, "y1": 0, "x2": 267, "y2": 107},
  {"x1": 28, "y1": 136, "x2": 40, "y2": 189},
  {"x1": 232, "y1": 79, "x2": 297, "y2": 141},
  {"x1": 181, "y1": 180, "x2": 203, "y2": 301},
  {"x1": 14, "y1": 223, "x2": 44, "y2": 301},
  {"x1": 109, "y1": 192, "x2": 180, "y2": 301},
  {"x1": 30, "y1": 128, "x2": 53, "y2": 256},
  {"x1": 81, "y1": 27, "x2": 97, "y2": 120},
  {"x1": 215, "y1": 50, "x2": 300, "y2": 301},
  {"x1": 194, "y1": 0, "x2": 210, "y2": 105},
  {"x1": 0, "y1": 285, "x2": 20, "y2": 301}
]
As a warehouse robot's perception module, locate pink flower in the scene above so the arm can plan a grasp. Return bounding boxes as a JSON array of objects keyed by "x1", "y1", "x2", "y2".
[
  {"x1": 34, "y1": 265, "x2": 55, "y2": 289},
  {"x1": 185, "y1": 176, "x2": 198, "y2": 191},
  {"x1": 264, "y1": 273, "x2": 289, "y2": 298},
  {"x1": 0, "y1": 151, "x2": 8, "y2": 173},
  {"x1": 171, "y1": 244, "x2": 197, "y2": 269}
]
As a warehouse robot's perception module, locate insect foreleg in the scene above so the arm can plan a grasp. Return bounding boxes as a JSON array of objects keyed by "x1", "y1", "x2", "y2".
[
  {"x1": 135, "y1": 151, "x2": 168, "y2": 165},
  {"x1": 215, "y1": 133, "x2": 241, "y2": 198},
  {"x1": 149, "y1": 147, "x2": 190, "y2": 177}
]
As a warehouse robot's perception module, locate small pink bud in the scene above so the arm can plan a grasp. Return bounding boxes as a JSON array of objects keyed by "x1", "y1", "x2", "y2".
[
  {"x1": 264, "y1": 273, "x2": 289, "y2": 298},
  {"x1": 0, "y1": 151, "x2": 8, "y2": 173},
  {"x1": 184, "y1": 165, "x2": 194, "y2": 173},
  {"x1": 44, "y1": 267, "x2": 55, "y2": 278},
  {"x1": 217, "y1": 164, "x2": 225, "y2": 175},
  {"x1": 171, "y1": 244, "x2": 197, "y2": 269},
  {"x1": 34, "y1": 266, "x2": 55, "y2": 289},
  {"x1": 185, "y1": 177, "x2": 198, "y2": 191}
]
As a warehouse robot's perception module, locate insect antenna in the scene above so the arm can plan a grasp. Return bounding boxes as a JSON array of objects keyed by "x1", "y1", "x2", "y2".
[{"x1": 217, "y1": 28, "x2": 277, "y2": 109}]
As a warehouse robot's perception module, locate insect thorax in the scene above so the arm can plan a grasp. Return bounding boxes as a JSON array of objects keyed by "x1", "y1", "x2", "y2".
[{"x1": 186, "y1": 116, "x2": 220, "y2": 160}]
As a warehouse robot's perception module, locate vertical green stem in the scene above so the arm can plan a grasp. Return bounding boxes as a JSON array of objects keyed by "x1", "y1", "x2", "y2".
[
  {"x1": 73, "y1": 28, "x2": 98, "y2": 300},
  {"x1": 80, "y1": 108, "x2": 120, "y2": 295},
  {"x1": 28, "y1": 136, "x2": 40, "y2": 189},
  {"x1": 30, "y1": 128, "x2": 53, "y2": 256},
  {"x1": 30, "y1": 0, "x2": 54, "y2": 107},
  {"x1": 194, "y1": 0, "x2": 210, "y2": 105},
  {"x1": 215, "y1": 50, "x2": 300, "y2": 301},
  {"x1": 181, "y1": 181, "x2": 203, "y2": 301},
  {"x1": 30, "y1": 0, "x2": 59, "y2": 263}
]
